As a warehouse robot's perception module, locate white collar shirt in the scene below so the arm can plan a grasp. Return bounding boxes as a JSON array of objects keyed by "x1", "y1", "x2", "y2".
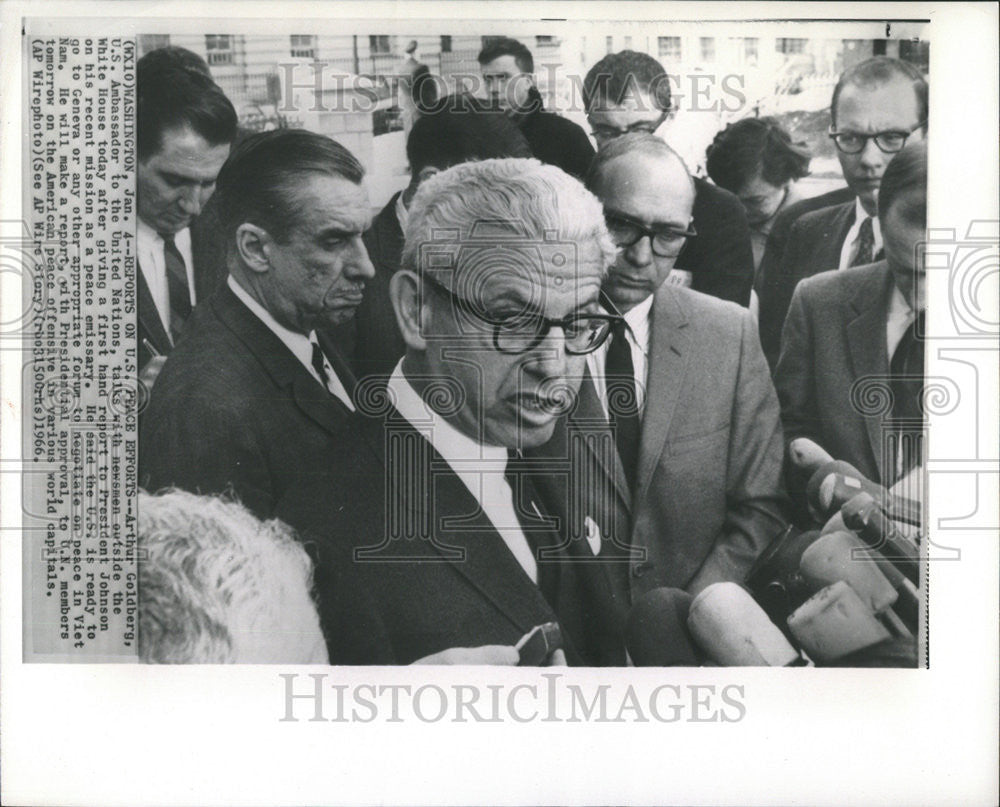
[
  {"x1": 137, "y1": 218, "x2": 196, "y2": 342},
  {"x1": 386, "y1": 361, "x2": 537, "y2": 582},
  {"x1": 838, "y1": 197, "x2": 884, "y2": 271},
  {"x1": 586, "y1": 292, "x2": 654, "y2": 420}
]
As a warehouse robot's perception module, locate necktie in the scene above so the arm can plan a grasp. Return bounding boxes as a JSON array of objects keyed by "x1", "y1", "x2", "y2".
[
  {"x1": 605, "y1": 319, "x2": 641, "y2": 491},
  {"x1": 850, "y1": 216, "x2": 875, "y2": 267},
  {"x1": 505, "y1": 449, "x2": 560, "y2": 605},
  {"x1": 160, "y1": 233, "x2": 192, "y2": 342},
  {"x1": 889, "y1": 309, "x2": 925, "y2": 482},
  {"x1": 310, "y1": 340, "x2": 332, "y2": 390}
]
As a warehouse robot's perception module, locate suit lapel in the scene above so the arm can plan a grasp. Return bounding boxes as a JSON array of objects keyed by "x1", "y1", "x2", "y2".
[
  {"x1": 822, "y1": 202, "x2": 857, "y2": 270},
  {"x1": 136, "y1": 263, "x2": 173, "y2": 355},
  {"x1": 212, "y1": 284, "x2": 350, "y2": 438},
  {"x1": 845, "y1": 263, "x2": 894, "y2": 481},
  {"x1": 365, "y1": 413, "x2": 562, "y2": 635},
  {"x1": 635, "y1": 286, "x2": 691, "y2": 505}
]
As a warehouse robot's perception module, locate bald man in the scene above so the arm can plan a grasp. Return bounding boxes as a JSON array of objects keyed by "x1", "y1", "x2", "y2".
[{"x1": 530, "y1": 135, "x2": 789, "y2": 659}]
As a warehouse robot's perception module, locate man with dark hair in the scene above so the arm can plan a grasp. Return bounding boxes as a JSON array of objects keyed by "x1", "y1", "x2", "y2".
[
  {"x1": 757, "y1": 56, "x2": 928, "y2": 368},
  {"x1": 775, "y1": 140, "x2": 928, "y2": 487},
  {"x1": 140, "y1": 129, "x2": 375, "y2": 519},
  {"x1": 353, "y1": 96, "x2": 533, "y2": 378},
  {"x1": 136, "y1": 51, "x2": 238, "y2": 382},
  {"x1": 530, "y1": 135, "x2": 788, "y2": 651},
  {"x1": 582, "y1": 50, "x2": 755, "y2": 307},
  {"x1": 478, "y1": 37, "x2": 594, "y2": 179}
]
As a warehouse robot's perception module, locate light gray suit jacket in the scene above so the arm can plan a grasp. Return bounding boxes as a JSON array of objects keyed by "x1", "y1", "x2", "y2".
[
  {"x1": 531, "y1": 284, "x2": 789, "y2": 631},
  {"x1": 774, "y1": 260, "x2": 897, "y2": 486}
]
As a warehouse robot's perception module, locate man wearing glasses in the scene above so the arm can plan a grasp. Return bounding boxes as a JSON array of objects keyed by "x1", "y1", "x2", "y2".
[
  {"x1": 277, "y1": 158, "x2": 624, "y2": 665},
  {"x1": 582, "y1": 50, "x2": 755, "y2": 308},
  {"x1": 530, "y1": 135, "x2": 789, "y2": 662},
  {"x1": 757, "y1": 56, "x2": 928, "y2": 368}
]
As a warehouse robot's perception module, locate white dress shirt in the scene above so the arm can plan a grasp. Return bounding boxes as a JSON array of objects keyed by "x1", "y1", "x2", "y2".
[
  {"x1": 586, "y1": 293, "x2": 654, "y2": 420},
  {"x1": 137, "y1": 217, "x2": 197, "y2": 342},
  {"x1": 227, "y1": 276, "x2": 355, "y2": 411},
  {"x1": 838, "y1": 197, "x2": 884, "y2": 271},
  {"x1": 395, "y1": 191, "x2": 409, "y2": 232},
  {"x1": 886, "y1": 282, "x2": 919, "y2": 361},
  {"x1": 386, "y1": 361, "x2": 537, "y2": 582}
]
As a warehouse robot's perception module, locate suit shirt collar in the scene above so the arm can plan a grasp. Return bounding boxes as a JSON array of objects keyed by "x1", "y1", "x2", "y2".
[
  {"x1": 839, "y1": 197, "x2": 883, "y2": 270},
  {"x1": 226, "y1": 275, "x2": 353, "y2": 408}
]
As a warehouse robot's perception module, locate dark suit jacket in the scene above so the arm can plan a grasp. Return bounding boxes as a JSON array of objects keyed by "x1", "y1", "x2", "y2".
[
  {"x1": 530, "y1": 285, "x2": 790, "y2": 650},
  {"x1": 137, "y1": 214, "x2": 230, "y2": 370},
  {"x1": 676, "y1": 179, "x2": 755, "y2": 307},
  {"x1": 353, "y1": 193, "x2": 407, "y2": 380},
  {"x1": 276, "y1": 407, "x2": 616, "y2": 665},
  {"x1": 758, "y1": 198, "x2": 858, "y2": 369},
  {"x1": 518, "y1": 104, "x2": 596, "y2": 180},
  {"x1": 139, "y1": 282, "x2": 355, "y2": 519},
  {"x1": 774, "y1": 260, "x2": 897, "y2": 486}
]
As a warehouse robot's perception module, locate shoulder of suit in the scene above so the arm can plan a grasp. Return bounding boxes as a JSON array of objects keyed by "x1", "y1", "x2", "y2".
[
  {"x1": 658, "y1": 283, "x2": 749, "y2": 332},
  {"x1": 796, "y1": 259, "x2": 888, "y2": 302},
  {"x1": 791, "y1": 198, "x2": 854, "y2": 233}
]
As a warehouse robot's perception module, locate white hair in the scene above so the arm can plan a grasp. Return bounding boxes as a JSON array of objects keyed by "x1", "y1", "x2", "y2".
[
  {"x1": 401, "y1": 157, "x2": 616, "y2": 276},
  {"x1": 138, "y1": 489, "x2": 328, "y2": 664}
]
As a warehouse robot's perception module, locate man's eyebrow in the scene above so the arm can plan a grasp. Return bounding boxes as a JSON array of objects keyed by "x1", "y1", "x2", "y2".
[
  {"x1": 160, "y1": 170, "x2": 209, "y2": 185},
  {"x1": 316, "y1": 226, "x2": 364, "y2": 240}
]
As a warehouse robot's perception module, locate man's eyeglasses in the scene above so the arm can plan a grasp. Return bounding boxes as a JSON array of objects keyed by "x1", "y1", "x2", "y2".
[
  {"x1": 604, "y1": 210, "x2": 697, "y2": 257},
  {"x1": 419, "y1": 273, "x2": 621, "y2": 355},
  {"x1": 589, "y1": 111, "x2": 669, "y2": 142},
  {"x1": 827, "y1": 122, "x2": 926, "y2": 155}
]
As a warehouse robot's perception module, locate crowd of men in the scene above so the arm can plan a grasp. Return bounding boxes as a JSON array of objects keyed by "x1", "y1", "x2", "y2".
[{"x1": 134, "y1": 38, "x2": 928, "y2": 665}]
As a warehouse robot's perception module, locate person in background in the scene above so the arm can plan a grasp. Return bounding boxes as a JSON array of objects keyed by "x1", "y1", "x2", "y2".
[
  {"x1": 582, "y1": 50, "x2": 755, "y2": 307},
  {"x1": 478, "y1": 37, "x2": 595, "y2": 179},
  {"x1": 756, "y1": 56, "x2": 928, "y2": 368},
  {"x1": 774, "y1": 139, "x2": 928, "y2": 488},
  {"x1": 138, "y1": 489, "x2": 329, "y2": 663},
  {"x1": 706, "y1": 117, "x2": 812, "y2": 278},
  {"x1": 140, "y1": 130, "x2": 374, "y2": 519},
  {"x1": 136, "y1": 51, "x2": 238, "y2": 386},
  {"x1": 353, "y1": 95, "x2": 532, "y2": 379}
]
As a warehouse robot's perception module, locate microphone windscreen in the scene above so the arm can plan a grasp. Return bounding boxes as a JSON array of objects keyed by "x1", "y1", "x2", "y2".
[
  {"x1": 799, "y1": 531, "x2": 899, "y2": 614},
  {"x1": 787, "y1": 581, "x2": 891, "y2": 664},
  {"x1": 688, "y1": 582, "x2": 800, "y2": 667},
  {"x1": 787, "y1": 438, "x2": 834, "y2": 475},
  {"x1": 625, "y1": 587, "x2": 700, "y2": 667}
]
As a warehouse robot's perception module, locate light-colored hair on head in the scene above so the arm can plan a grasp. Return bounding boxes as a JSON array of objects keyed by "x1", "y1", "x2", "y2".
[
  {"x1": 138, "y1": 489, "x2": 327, "y2": 664},
  {"x1": 586, "y1": 132, "x2": 695, "y2": 195},
  {"x1": 401, "y1": 157, "x2": 616, "y2": 277}
]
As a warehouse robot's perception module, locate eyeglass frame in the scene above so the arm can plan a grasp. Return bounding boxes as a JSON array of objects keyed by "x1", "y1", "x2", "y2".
[
  {"x1": 588, "y1": 110, "x2": 670, "y2": 142},
  {"x1": 416, "y1": 271, "x2": 623, "y2": 355},
  {"x1": 827, "y1": 121, "x2": 926, "y2": 155},
  {"x1": 603, "y1": 208, "x2": 698, "y2": 257}
]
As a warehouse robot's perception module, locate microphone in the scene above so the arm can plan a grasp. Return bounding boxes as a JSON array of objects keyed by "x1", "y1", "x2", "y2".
[
  {"x1": 807, "y1": 460, "x2": 920, "y2": 527},
  {"x1": 787, "y1": 437, "x2": 834, "y2": 478},
  {"x1": 688, "y1": 582, "x2": 805, "y2": 666},
  {"x1": 841, "y1": 493, "x2": 920, "y2": 585},
  {"x1": 799, "y1": 531, "x2": 912, "y2": 637},
  {"x1": 787, "y1": 581, "x2": 892, "y2": 664},
  {"x1": 744, "y1": 526, "x2": 823, "y2": 630},
  {"x1": 625, "y1": 587, "x2": 701, "y2": 667}
]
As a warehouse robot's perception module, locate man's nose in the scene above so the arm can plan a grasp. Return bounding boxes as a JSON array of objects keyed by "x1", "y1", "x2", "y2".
[
  {"x1": 625, "y1": 235, "x2": 654, "y2": 266},
  {"x1": 177, "y1": 186, "x2": 203, "y2": 216},
  {"x1": 343, "y1": 236, "x2": 375, "y2": 280},
  {"x1": 526, "y1": 326, "x2": 570, "y2": 380},
  {"x1": 858, "y1": 137, "x2": 885, "y2": 168}
]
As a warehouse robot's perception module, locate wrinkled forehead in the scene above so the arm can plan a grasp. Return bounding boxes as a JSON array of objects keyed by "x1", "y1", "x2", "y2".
[{"x1": 422, "y1": 226, "x2": 605, "y2": 307}]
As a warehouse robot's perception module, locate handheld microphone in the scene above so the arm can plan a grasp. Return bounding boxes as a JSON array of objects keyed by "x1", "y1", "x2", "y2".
[
  {"x1": 807, "y1": 461, "x2": 921, "y2": 527},
  {"x1": 787, "y1": 581, "x2": 892, "y2": 664},
  {"x1": 799, "y1": 531, "x2": 911, "y2": 637},
  {"x1": 841, "y1": 493, "x2": 920, "y2": 585},
  {"x1": 625, "y1": 587, "x2": 700, "y2": 667},
  {"x1": 688, "y1": 582, "x2": 804, "y2": 667},
  {"x1": 787, "y1": 437, "x2": 834, "y2": 477}
]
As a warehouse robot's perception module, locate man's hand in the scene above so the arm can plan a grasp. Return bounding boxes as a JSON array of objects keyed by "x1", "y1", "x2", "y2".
[{"x1": 412, "y1": 645, "x2": 519, "y2": 665}]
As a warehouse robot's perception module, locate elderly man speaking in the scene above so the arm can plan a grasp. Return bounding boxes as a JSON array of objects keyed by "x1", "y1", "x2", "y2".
[{"x1": 277, "y1": 158, "x2": 620, "y2": 665}]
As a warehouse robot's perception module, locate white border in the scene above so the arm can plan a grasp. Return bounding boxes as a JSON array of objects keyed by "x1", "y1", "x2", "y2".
[{"x1": 2, "y1": 3, "x2": 998, "y2": 805}]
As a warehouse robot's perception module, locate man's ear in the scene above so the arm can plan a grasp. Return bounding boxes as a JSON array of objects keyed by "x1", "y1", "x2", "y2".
[
  {"x1": 235, "y1": 223, "x2": 273, "y2": 275},
  {"x1": 390, "y1": 270, "x2": 429, "y2": 351}
]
